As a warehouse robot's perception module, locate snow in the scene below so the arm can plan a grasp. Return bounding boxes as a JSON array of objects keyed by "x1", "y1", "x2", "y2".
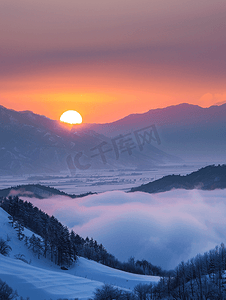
[
  {"x1": 72, "y1": 257, "x2": 159, "y2": 290},
  {"x1": 0, "y1": 255, "x2": 103, "y2": 300},
  {"x1": 0, "y1": 207, "x2": 159, "y2": 300}
]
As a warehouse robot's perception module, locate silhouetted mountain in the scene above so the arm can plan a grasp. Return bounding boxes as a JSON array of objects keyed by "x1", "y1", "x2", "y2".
[
  {"x1": 83, "y1": 103, "x2": 226, "y2": 162},
  {"x1": 83, "y1": 103, "x2": 226, "y2": 134},
  {"x1": 0, "y1": 105, "x2": 179, "y2": 174},
  {"x1": 130, "y1": 164, "x2": 226, "y2": 193},
  {"x1": 0, "y1": 184, "x2": 95, "y2": 199}
]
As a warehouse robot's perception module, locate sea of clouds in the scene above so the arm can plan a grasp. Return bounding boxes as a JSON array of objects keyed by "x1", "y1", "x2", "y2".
[{"x1": 23, "y1": 189, "x2": 226, "y2": 270}]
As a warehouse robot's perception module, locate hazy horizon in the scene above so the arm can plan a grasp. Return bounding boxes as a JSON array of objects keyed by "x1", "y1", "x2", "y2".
[{"x1": 1, "y1": 101, "x2": 225, "y2": 124}]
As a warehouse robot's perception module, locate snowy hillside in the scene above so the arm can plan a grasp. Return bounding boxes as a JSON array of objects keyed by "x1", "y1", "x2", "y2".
[
  {"x1": 0, "y1": 255, "x2": 103, "y2": 300},
  {"x1": 0, "y1": 207, "x2": 159, "y2": 300}
]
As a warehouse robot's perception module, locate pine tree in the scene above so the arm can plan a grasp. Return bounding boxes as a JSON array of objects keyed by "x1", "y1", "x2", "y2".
[
  {"x1": 0, "y1": 238, "x2": 12, "y2": 256},
  {"x1": 70, "y1": 230, "x2": 78, "y2": 260},
  {"x1": 35, "y1": 237, "x2": 43, "y2": 259},
  {"x1": 14, "y1": 220, "x2": 24, "y2": 241},
  {"x1": 29, "y1": 234, "x2": 36, "y2": 253}
]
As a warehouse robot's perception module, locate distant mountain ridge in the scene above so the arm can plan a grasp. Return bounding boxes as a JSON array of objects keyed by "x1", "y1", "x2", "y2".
[
  {"x1": 81, "y1": 103, "x2": 226, "y2": 134},
  {"x1": 1, "y1": 102, "x2": 225, "y2": 175},
  {"x1": 0, "y1": 104, "x2": 180, "y2": 174},
  {"x1": 82, "y1": 103, "x2": 226, "y2": 162},
  {"x1": 130, "y1": 164, "x2": 226, "y2": 193}
]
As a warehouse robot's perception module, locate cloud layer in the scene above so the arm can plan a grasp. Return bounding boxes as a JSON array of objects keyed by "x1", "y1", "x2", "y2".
[{"x1": 24, "y1": 189, "x2": 226, "y2": 269}]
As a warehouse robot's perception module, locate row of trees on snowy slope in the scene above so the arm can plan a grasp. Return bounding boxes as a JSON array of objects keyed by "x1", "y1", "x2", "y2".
[
  {"x1": 155, "y1": 243, "x2": 226, "y2": 299},
  {"x1": 91, "y1": 243, "x2": 226, "y2": 300},
  {"x1": 0, "y1": 196, "x2": 163, "y2": 275}
]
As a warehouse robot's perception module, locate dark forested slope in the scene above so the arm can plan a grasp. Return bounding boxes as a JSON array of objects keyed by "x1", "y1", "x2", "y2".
[
  {"x1": 130, "y1": 164, "x2": 226, "y2": 193},
  {"x1": 0, "y1": 184, "x2": 95, "y2": 199}
]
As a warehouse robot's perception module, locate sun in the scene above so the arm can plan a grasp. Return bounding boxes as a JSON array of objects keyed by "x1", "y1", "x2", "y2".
[{"x1": 60, "y1": 110, "x2": 82, "y2": 125}]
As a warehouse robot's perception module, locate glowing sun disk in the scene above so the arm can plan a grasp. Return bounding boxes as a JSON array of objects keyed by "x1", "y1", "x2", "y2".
[{"x1": 60, "y1": 110, "x2": 82, "y2": 124}]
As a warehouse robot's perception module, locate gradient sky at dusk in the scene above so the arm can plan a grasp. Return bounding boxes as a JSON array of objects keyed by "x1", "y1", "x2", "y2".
[{"x1": 1, "y1": 0, "x2": 226, "y2": 123}]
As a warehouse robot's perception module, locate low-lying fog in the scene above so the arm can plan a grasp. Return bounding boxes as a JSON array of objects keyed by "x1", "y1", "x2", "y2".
[{"x1": 21, "y1": 189, "x2": 226, "y2": 270}]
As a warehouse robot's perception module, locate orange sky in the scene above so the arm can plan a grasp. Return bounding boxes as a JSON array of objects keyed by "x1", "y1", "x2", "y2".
[{"x1": 0, "y1": 0, "x2": 226, "y2": 123}]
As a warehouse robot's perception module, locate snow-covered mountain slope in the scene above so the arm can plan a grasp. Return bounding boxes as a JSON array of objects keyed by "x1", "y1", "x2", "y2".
[
  {"x1": 0, "y1": 207, "x2": 159, "y2": 299},
  {"x1": 0, "y1": 255, "x2": 103, "y2": 300},
  {"x1": 72, "y1": 257, "x2": 159, "y2": 290}
]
